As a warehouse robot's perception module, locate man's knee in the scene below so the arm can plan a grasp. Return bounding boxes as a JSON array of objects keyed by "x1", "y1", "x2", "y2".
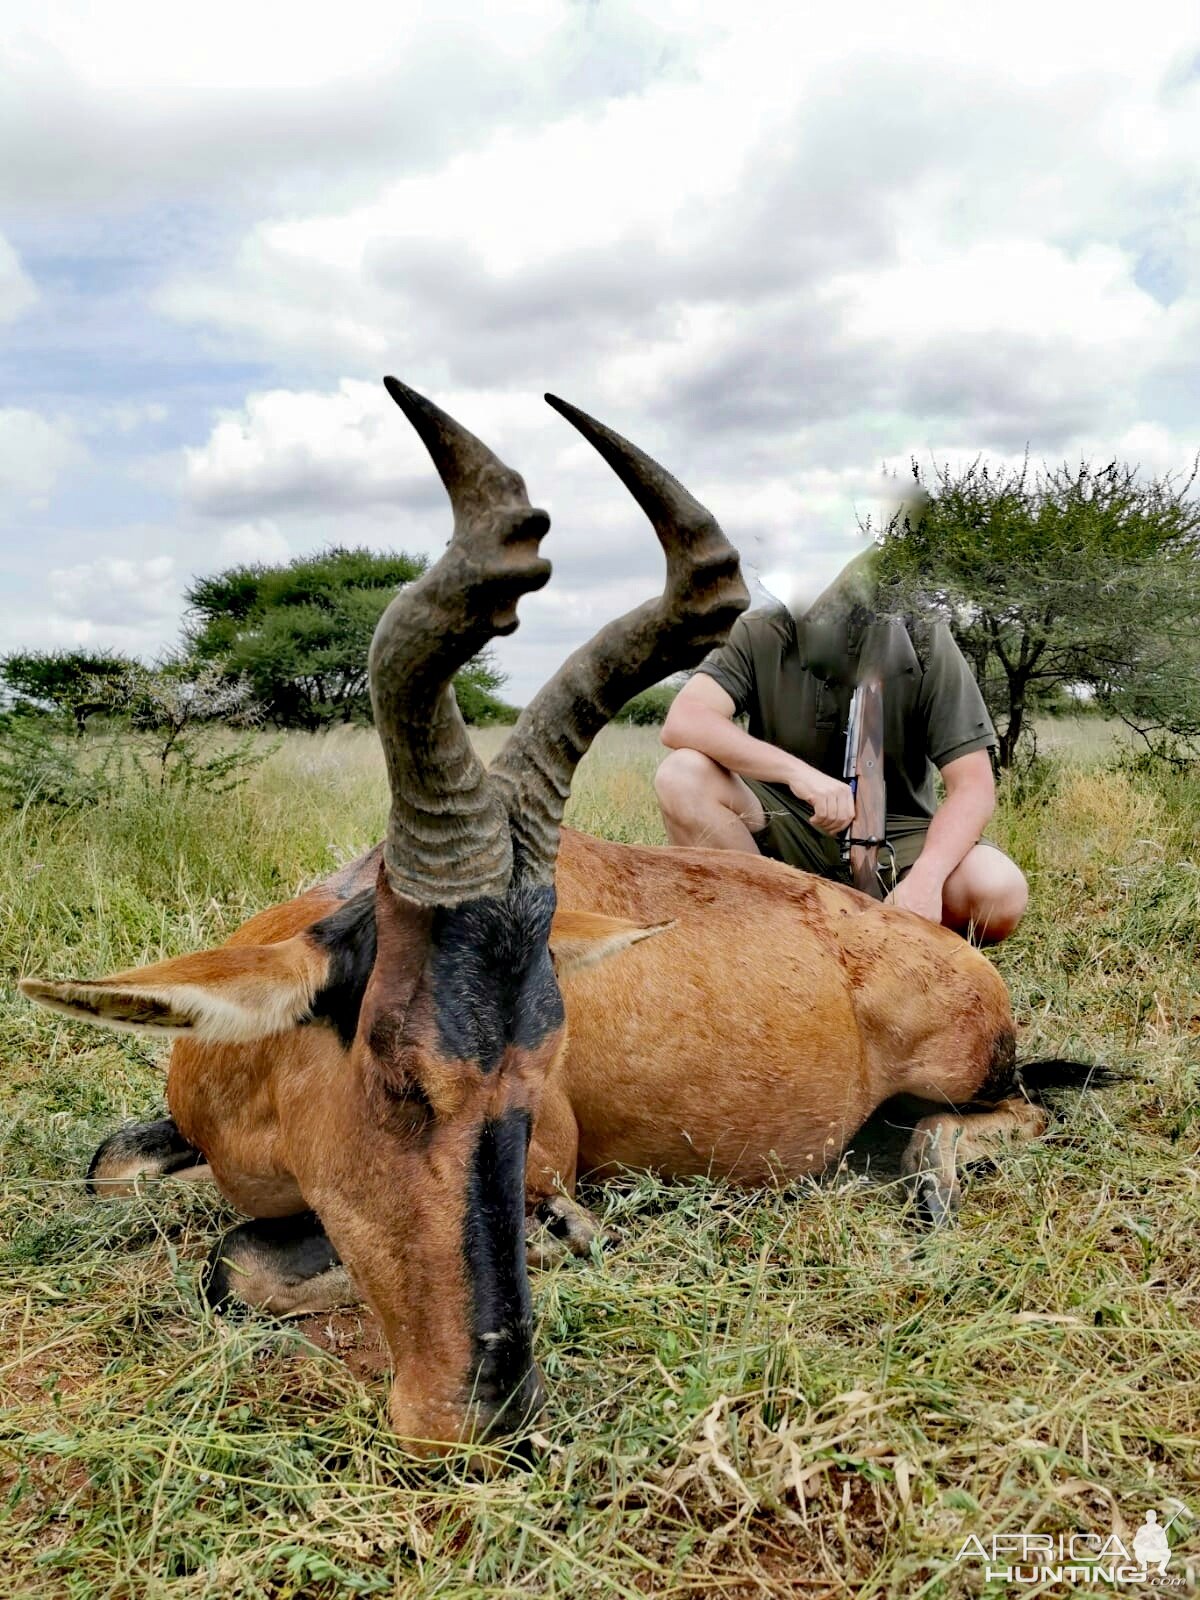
[
  {"x1": 655, "y1": 748, "x2": 766, "y2": 851},
  {"x1": 654, "y1": 747, "x2": 728, "y2": 818},
  {"x1": 946, "y1": 847, "x2": 1028, "y2": 943}
]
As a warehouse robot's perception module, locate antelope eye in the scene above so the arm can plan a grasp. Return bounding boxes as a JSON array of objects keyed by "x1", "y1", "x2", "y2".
[
  {"x1": 388, "y1": 1076, "x2": 431, "y2": 1111},
  {"x1": 377, "y1": 1075, "x2": 434, "y2": 1135}
]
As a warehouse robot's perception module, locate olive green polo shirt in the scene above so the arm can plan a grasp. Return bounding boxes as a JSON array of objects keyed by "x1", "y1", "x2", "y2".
[{"x1": 694, "y1": 606, "x2": 996, "y2": 876}]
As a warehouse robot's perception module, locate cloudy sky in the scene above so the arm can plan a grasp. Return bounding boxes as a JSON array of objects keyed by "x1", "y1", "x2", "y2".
[{"x1": 2, "y1": 1, "x2": 1198, "y2": 699}]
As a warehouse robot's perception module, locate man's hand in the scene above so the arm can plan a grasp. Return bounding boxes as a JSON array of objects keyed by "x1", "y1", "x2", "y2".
[
  {"x1": 787, "y1": 762, "x2": 855, "y2": 836},
  {"x1": 885, "y1": 869, "x2": 945, "y2": 924},
  {"x1": 882, "y1": 752, "x2": 996, "y2": 925}
]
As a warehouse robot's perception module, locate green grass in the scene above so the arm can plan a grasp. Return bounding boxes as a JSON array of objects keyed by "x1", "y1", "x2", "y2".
[{"x1": 2, "y1": 725, "x2": 1198, "y2": 1597}]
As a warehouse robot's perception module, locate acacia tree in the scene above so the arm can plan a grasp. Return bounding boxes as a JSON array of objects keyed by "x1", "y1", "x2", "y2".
[
  {"x1": 0, "y1": 650, "x2": 138, "y2": 732},
  {"x1": 875, "y1": 457, "x2": 1200, "y2": 766},
  {"x1": 186, "y1": 546, "x2": 516, "y2": 728},
  {"x1": 103, "y1": 660, "x2": 264, "y2": 789},
  {"x1": 0, "y1": 658, "x2": 266, "y2": 805}
]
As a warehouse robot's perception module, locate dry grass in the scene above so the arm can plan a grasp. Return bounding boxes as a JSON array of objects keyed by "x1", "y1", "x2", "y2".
[{"x1": 1, "y1": 723, "x2": 1198, "y2": 1597}]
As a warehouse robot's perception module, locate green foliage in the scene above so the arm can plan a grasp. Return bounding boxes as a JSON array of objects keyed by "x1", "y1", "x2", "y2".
[
  {"x1": 875, "y1": 457, "x2": 1200, "y2": 766},
  {"x1": 0, "y1": 708, "x2": 117, "y2": 808},
  {"x1": 449, "y1": 652, "x2": 520, "y2": 725},
  {"x1": 0, "y1": 663, "x2": 269, "y2": 809},
  {"x1": 106, "y1": 660, "x2": 271, "y2": 793},
  {"x1": 0, "y1": 649, "x2": 138, "y2": 733},
  {"x1": 613, "y1": 680, "x2": 682, "y2": 725},
  {"x1": 186, "y1": 545, "x2": 516, "y2": 727}
]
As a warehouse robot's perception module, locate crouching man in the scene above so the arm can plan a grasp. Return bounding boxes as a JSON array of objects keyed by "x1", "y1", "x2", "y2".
[{"x1": 655, "y1": 563, "x2": 1028, "y2": 943}]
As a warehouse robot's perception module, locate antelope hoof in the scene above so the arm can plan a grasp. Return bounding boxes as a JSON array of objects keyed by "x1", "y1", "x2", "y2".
[
  {"x1": 203, "y1": 1215, "x2": 357, "y2": 1316},
  {"x1": 87, "y1": 1118, "x2": 209, "y2": 1197},
  {"x1": 913, "y1": 1170, "x2": 960, "y2": 1229},
  {"x1": 526, "y1": 1194, "x2": 602, "y2": 1267}
]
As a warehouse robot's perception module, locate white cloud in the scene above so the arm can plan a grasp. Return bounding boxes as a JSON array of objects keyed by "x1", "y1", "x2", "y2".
[
  {"x1": 1074, "y1": 421, "x2": 1200, "y2": 483},
  {"x1": 181, "y1": 379, "x2": 557, "y2": 524},
  {"x1": 0, "y1": 555, "x2": 184, "y2": 663},
  {"x1": 149, "y1": 5, "x2": 1200, "y2": 545},
  {"x1": 840, "y1": 241, "x2": 1159, "y2": 347},
  {"x1": 49, "y1": 555, "x2": 178, "y2": 626},
  {"x1": 217, "y1": 520, "x2": 291, "y2": 564},
  {"x1": 0, "y1": 612, "x2": 121, "y2": 653},
  {"x1": 0, "y1": 409, "x2": 83, "y2": 511},
  {"x1": 172, "y1": 375, "x2": 907, "y2": 692},
  {"x1": 21, "y1": 0, "x2": 564, "y2": 94},
  {"x1": 183, "y1": 381, "x2": 423, "y2": 516},
  {"x1": 0, "y1": 1, "x2": 682, "y2": 210},
  {"x1": 0, "y1": 610, "x2": 177, "y2": 660},
  {"x1": 0, "y1": 233, "x2": 36, "y2": 322},
  {"x1": 151, "y1": 4, "x2": 1200, "y2": 362},
  {"x1": 94, "y1": 401, "x2": 170, "y2": 436}
]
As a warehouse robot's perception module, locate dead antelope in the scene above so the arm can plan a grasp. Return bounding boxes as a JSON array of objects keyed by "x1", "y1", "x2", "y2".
[{"x1": 22, "y1": 380, "x2": 1100, "y2": 1454}]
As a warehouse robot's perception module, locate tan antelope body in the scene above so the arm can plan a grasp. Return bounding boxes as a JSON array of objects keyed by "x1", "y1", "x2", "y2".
[
  {"x1": 21, "y1": 381, "x2": 1080, "y2": 1455},
  {"x1": 549, "y1": 830, "x2": 1012, "y2": 1183},
  {"x1": 146, "y1": 825, "x2": 1013, "y2": 1222}
]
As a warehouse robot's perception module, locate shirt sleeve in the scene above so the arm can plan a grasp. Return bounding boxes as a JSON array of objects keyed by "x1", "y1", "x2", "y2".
[
  {"x1": 693, "y1": 612, "x2": 757, "y2": 716},
  {"x1": 918, "y1": 623, "x2": 997, "y2": 768}
]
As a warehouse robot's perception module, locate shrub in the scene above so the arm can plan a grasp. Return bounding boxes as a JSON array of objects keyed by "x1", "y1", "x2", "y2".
[{"x1": 614, "y1": 684, "x2": 680, "y2": 726}]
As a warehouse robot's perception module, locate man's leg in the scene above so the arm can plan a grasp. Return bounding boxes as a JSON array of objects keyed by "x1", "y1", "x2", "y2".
[
  {"x1": 941, "y1": 844, "x2": 1028, "y2": 944},
  {"x1": 654, "y1": 749, "x2": 767, "y2": 853}
]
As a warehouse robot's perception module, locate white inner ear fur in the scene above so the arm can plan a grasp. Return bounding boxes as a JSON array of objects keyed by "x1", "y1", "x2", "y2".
[
  {"x1": 19, "y1": 963, "x2": 320, "y2": 1044},
  {"x1": 551, "y1": 919, "x2": 675, "y2": 977}
]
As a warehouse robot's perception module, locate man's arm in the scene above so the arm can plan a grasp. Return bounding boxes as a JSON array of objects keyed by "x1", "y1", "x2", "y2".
[
  {"x1": 885, "y1": 749, "x2": 995, "y2": 921},
  {"x1": 661, "y1": 674, "x2": 855, "y2": 836}
]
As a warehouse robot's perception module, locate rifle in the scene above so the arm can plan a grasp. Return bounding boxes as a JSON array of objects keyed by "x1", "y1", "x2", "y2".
[{"x1": 841, "y1": 673, "x2": 892, "y2": 898}]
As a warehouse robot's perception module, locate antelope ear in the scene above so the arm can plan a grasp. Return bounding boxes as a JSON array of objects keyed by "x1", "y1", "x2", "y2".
[
  {"x1": 549, "y1": 911, "x2": 674, "y2": 977},
  {"x1": 19, "y1": 936, "x2": 329, "y2": 1044}
]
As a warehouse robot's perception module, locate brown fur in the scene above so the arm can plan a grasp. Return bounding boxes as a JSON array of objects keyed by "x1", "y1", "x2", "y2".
[
  {"x1": 164, "y1": 827, "x2": 1013, "y2": 1235},
  {"x1": 538, "y1": 830, "x2": 1012, "y2": 1187},
  {"x1": 26, "y1": 826, "x2": 1017, "y2": 1449},
  {"x1": 154, "y1": 828, "x2": 1010, "y2": 1183}
]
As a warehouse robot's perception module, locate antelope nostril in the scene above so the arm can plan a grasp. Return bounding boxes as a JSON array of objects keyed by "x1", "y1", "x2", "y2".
[
  {"x1": 473, "y1": 1359, "x2": 545, "y2": 1443},
  {"x1": 472, "y1": 1313, "x2": 536, "y2": 1386}
]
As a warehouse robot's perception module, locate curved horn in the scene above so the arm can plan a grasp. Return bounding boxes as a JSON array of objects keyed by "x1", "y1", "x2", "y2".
[
  {"x1": 490, "y1": 396, "x2": 749, "y2": 884},
  {"x1": 371, "y1": 378, "x2": 551, "y2": 905}
]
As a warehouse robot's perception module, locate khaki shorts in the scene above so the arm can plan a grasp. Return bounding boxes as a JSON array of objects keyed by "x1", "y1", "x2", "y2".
[{"x1": 741, "y1": 776, "x2": 996, "y2": 892}]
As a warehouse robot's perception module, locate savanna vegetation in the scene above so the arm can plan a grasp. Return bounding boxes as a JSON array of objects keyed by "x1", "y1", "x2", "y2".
[
  {"x1": 0, "y1": 550, "x2": 518, "y2": 809},
  {"x1": 2, "y1": 721, "x2": 1197, "y2": 1597},
  {"x1": 875, "y1": 458, "x2": 1200, "y2": 768},
  {"x1": 184, "y1": 548, "x2": 515, "y2": 730}
]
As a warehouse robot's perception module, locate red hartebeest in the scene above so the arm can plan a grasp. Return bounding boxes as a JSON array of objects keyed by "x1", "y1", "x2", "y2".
[{"x1": 21, "y1": 381, "x2": 1094, "y2": 1455}]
